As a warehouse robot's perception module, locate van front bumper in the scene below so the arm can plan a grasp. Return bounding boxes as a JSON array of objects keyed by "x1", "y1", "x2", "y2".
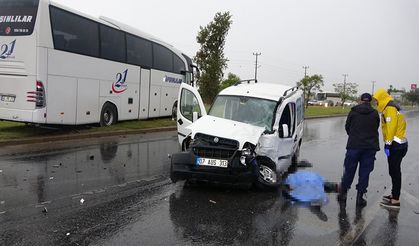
[{"x1": 170, "y1": 151, "x2": 257, "y2": 185}]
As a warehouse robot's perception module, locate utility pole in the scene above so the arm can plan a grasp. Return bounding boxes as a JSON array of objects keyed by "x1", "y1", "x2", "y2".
[
  {"x1": 303, "y1": 66, "x2": 309, "y2": 77},
  {"x1": 253, "y1": 52, "x2": 261, "y2": 82},
  {"x1": 371, "y1": 81, "x2": 376, "y2": 94},
  {"x1": 342, "y1": 74, "x2": 349, "y2": 106}
]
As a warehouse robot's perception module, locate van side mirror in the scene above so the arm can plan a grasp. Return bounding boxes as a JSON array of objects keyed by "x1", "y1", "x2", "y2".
[
  {"x1": 279, "y1": 124, "x2": 289, "y2": 138},
  {"x1": 192, "y1": 112, "x2": 199, "y2": 122}
]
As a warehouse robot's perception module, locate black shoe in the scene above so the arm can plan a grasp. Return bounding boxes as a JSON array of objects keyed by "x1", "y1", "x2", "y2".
[
  {"x1": 382, "y1": 195, "x2": 392, "y2": 202},
  {"x1": 337, "y1": 192, "x2": 347, "y2": 203},
  {"x1": 356, "y1": 192, "x2": 367, "y2": 207},
  {"x1": 380, "y1": 200, "x2": 400, "y2": 209}
]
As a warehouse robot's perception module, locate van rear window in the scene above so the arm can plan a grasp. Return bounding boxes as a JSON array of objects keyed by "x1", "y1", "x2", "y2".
[{"x1": 0, "y1": 0, "x2": 39, "y2": 36}]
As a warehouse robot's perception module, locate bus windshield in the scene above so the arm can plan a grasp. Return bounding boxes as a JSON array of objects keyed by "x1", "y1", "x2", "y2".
[
  {"x1": 0, "y1": 0, "x2": 39, "y2": 36},
  {"x1": 209, "y1": 95, "x2": 277, "y2": 131}
]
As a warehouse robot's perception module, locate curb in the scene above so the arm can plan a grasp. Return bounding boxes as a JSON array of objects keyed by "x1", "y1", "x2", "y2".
[
  {"x1": 305, "y1": 114, "x2": 348, "y2": 120},
  {"x1": 0, "y1": 126, "x2": 177, "y2": 147},
  {"x1": 2, "y1": 108, "x2": 418, "y2": 147}
]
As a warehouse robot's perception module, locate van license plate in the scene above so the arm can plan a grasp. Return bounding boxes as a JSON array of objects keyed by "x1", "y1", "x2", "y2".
[
  {"x1": 1, "y1": 96, "x2": 15, "y2": 103},
  {"x1": 196, "y1": 157, "x2": 228, "y2": 168}
]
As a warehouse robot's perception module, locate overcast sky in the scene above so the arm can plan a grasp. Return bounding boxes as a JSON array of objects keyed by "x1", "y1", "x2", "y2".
[{"x1": 54, "y1": 0, "x2": 419, "y2": 94}]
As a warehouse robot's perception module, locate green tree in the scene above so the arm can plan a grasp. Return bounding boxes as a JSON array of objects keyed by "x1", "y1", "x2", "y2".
[
  {"x1": 194, "y1": 12, "x2": 232, "y2": 104},
  {"x1": 297, "y1": 74, "x2": 324, "y2": 108},
  {"x1": 333, "y1": 82, "x2": 359, "y2": 106},
  {"x1": 403, "y1": 89, "x2": 419, "y2": 106},
  {"x1": 220, "y1": 73, "x2": 240, "y2": 91}
]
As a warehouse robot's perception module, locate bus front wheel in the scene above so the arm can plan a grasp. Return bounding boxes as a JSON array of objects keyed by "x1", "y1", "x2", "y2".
[{"x1": 100, "y1": 103, "x2": 117, "y2": 127}]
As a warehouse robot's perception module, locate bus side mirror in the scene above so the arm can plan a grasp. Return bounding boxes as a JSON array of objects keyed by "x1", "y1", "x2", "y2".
[{"x1": 191, "y1": 65, "x2": 200, "y2": 83}]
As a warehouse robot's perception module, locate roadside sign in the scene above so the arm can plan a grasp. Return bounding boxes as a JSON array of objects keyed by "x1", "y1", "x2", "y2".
[{"x1": 412, "y1": 84, "x2": 417, "y2": 90}]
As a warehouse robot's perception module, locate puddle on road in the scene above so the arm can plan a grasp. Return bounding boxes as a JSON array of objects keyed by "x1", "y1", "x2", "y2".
[{"x1": 0, "y1": 138, "x2": 179, "y2": 213}]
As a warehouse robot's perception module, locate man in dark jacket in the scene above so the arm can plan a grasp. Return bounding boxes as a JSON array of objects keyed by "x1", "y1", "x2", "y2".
[{"x1": 338, "y1": 93, "x2": 380, "y2": 207}]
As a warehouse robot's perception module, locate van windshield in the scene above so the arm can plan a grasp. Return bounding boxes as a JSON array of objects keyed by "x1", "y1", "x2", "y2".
[
  {"x1": 0, "y1": 0, "x2": 39, "y2": 36},
  {"x1": 209, "y1": 95, "x2": 277, "y2": 131}
]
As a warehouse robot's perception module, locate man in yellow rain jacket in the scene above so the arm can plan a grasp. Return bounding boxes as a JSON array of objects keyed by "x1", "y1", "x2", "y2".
[{"x1": 373, "y1": 88, "x2": 408, "y2": 209}]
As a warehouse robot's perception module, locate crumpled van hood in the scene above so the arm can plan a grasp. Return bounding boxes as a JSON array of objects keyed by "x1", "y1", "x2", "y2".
[
  {"x1": 373, "y1": 88, "x2": 393, "y2": 112},
  {"x1": 187, "y1": 115, "x2": 266, "y2": 149}
]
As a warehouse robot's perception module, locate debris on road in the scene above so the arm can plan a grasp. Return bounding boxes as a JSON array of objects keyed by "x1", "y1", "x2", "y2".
[
  {"x1": 0, "y1": 170, "x2": 2, "y2": 173},
  {"x1": 42, "y1": 207, "x2": 48, "y2": 214},
  {"x1": 297, "y1": 160, "x2": 313, "y2": 168},
  {"x1": 209, "y1": 200, "x2": 217, "y2": 204},
  {"x1": 49, "y1": 177, "x2": 54, "y2": 180},
  {"x1": 89, "y1": 155, "x2": 94, "y2": 160},
  {"x1": 80, "y1": 198, "x2": 85, "y2": 205},
  {"x1": 66, "y1": 232, "x2": 70, "y2": 236}
]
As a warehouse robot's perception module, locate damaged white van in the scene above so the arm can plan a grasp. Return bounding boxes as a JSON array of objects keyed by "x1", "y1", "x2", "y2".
[{"x1": 170, "y1": 81, "x2": 304, "y2": 188}]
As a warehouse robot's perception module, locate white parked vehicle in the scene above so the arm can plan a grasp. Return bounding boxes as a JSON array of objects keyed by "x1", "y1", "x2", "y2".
[
  {"x1": 0, "y1": 0, "x2": 195, "y2": 126},
  {"x1": 170, "y1": 81, "x2": 305, "y2": 188}
]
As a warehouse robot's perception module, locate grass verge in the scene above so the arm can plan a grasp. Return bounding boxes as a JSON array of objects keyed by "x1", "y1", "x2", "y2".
[
  {"x1": 1, "y1": 105, "x2": 418, "y2": 141},
  {"x1": 0, "y1": 118, "x2": 176, "y2": 141},
  {"x1": 305, "y1": 106, "x2": 351, "y2": 118}
]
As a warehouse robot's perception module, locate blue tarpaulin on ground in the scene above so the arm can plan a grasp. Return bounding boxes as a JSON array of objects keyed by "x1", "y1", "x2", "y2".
[{"x1": 285, "y1": 171, "x2": 328, "y2": 205}]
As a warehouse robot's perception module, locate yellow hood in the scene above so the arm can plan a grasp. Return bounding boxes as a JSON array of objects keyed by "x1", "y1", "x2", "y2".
[{"x1": 373, "y1": 88, "x2": 393, "y2": 112}]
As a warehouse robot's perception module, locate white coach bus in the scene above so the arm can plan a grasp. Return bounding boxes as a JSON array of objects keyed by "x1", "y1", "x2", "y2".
[{"x1": 0, "y1": 0, "x2": 195, "y2": 126}]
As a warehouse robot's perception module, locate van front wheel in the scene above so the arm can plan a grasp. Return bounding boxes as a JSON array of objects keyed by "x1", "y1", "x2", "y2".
[
  {"x1": 100, "y1": 103, "x2": 117, "y2": 127},
  {"x1": 255, "y1": 159, "x2": 280, "y2": 190}
]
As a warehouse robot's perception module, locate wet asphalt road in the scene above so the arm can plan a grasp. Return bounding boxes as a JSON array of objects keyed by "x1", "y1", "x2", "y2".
[{"x1": 1, "y1": 112, "x2": 419, "y2": 246}]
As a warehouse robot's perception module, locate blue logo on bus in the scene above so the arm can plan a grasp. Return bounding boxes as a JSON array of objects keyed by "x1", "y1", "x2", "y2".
[
  {"x1": 112, "y1": 69, "x2": 128, "y2": 94},
  {"x1": 164, "y1": 76, "x2": 183, "y2": 84},
  {"x1": 0, "y1": 39, "x2": 16, "y2": 59}
]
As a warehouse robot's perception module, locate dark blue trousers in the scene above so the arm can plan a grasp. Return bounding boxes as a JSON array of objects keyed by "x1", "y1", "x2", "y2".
[{"x1": 341, "y1": 149, "x2": 377, "y2": 193}]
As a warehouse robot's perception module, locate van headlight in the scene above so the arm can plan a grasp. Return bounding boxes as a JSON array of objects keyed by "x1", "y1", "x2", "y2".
[
  {"x1": 241, "y1": 148, "x2": 252, "y2": 156},
  {"x1": 240, "y1": 148, "x2": 253, "y2": 166},
  {"x1": 240, "y1": 156, "x2": 247, "y2": 165}
]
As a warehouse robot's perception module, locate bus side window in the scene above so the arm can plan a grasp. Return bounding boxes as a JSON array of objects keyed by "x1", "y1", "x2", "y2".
[
  {"x1": 100, "y1": 25, "x2": 126, "y2": 63},
  {"x1": 50, "y1": 6, "x2": 99, "y2": 57},
  {"x1": 126, "y1": 34, "x2": 152, "y2": 68},
  {"x1": 54, "y1": 34, "x2": 67, "y2": 49},
  {"x1": 153, "y1": 44, "x2": 173, "y2": 73},
  {"x1": 173, "y1": 55, "x2": 186, "y2": 75}
]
